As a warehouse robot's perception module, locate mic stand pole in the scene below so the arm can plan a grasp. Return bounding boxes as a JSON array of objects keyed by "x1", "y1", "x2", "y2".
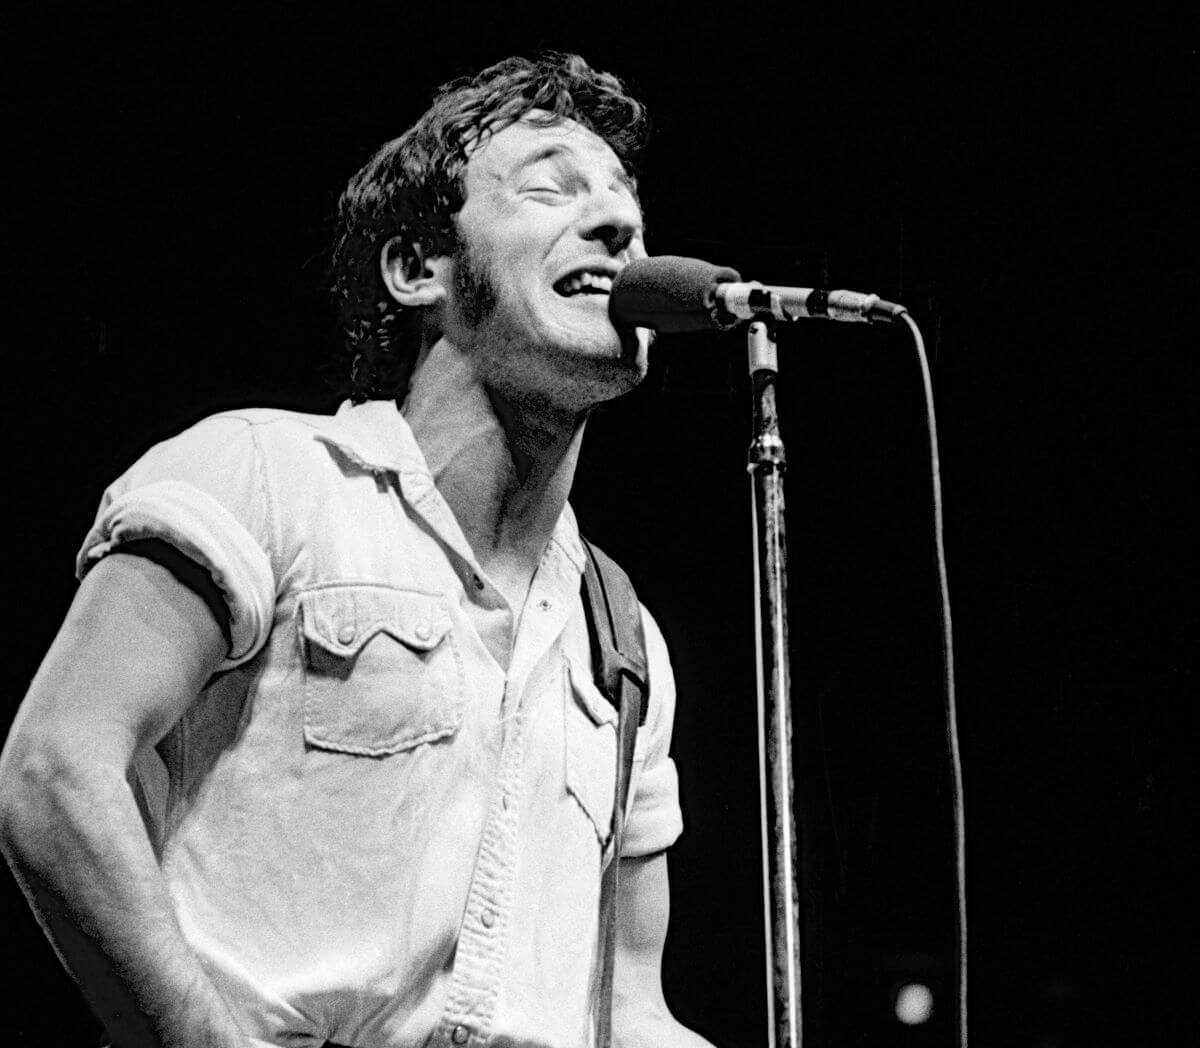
[{"x1": 747, "y1": 318, "x2": 803, "y2": 1048}]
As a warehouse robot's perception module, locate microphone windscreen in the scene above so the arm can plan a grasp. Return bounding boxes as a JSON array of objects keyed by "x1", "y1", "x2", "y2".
[{"x1": 609, "y1": 255, "x2": 742, "y2": 334}]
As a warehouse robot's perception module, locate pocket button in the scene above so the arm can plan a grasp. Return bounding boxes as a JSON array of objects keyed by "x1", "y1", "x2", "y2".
[
  {"x1": 415, "y1": 622, "x2": 432, "y2": 642},
  {"x1": 337, "y1": 625, "x2": 356, "y2": 645}
]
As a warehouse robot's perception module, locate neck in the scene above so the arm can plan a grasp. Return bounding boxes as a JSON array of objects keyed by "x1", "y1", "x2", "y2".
[{"x1": 402, "y1": 338, "x2": 586, "y2": 609}]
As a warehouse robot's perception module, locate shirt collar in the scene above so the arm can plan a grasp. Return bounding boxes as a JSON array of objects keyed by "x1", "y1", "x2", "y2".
[
  {"x1": 314, "y1": 399, "x2": 427, "y2": 475},
  {"x1": 317, "y1": 399, "x2": 588, "y2": 576},
  {"x1": 549, "y1": 502, "x2": 587, "y2": 575}
]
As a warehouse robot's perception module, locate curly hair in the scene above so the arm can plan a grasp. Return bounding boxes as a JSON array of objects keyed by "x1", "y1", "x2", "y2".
[{"x1": 329, "y1": 52, "x2": 650, "y2": 402}]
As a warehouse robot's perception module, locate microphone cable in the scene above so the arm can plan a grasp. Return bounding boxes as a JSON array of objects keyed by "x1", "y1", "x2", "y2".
[{"x1": 899, "y1": 310, "x2": 967, "y2": 1048}]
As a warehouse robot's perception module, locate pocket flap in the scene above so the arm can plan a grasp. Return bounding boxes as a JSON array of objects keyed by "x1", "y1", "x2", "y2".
[
  {"x1": 567, "y1": 662, "x2": 619, "y2": 728},
  {"x1": 565, "y1": 662, "x2": 618, "y2": 849},
  {"x1": 299, "y1": 586, "x2": 451, "y2": 657}
]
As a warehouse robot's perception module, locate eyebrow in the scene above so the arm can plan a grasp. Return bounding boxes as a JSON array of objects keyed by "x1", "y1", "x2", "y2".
[{"x1": 511, "y1": 144, "x2": 637, "y2": 193}]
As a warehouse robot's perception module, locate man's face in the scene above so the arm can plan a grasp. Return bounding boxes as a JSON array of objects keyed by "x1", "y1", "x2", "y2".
[{"x1": 444, "y1": 114, "x2": 650, "y2": 413}]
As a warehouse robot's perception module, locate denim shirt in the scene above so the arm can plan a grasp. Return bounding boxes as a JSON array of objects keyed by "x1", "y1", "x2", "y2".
[{"x1": 77, "y1": 400, "x2": 683, "y2": 1048}]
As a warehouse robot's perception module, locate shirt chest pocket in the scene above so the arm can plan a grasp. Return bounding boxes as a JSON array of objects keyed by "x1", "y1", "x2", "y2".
[
  {"x1": 298, "y1": 585, "x2": 464, "y2": 756},
  {"x1": 564, "y1": 662, "x2": 620, "y2": 851}
]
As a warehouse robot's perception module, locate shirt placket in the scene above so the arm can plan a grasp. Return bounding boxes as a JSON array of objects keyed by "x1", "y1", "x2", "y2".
[
  {"x1": 437, "y1": 703, "x2": 525, "y2": 1047},
  {"x1": 386, "y1": 453, "x2": 586, "y2": 1045},
  {"x1": 437, "y1": 541, "x2": 582, "y2": 1047}
]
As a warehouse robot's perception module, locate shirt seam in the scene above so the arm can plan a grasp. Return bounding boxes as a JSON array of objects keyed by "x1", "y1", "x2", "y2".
[{"x1": 248, "y1": 420, "x2": 279, "y2": 589}]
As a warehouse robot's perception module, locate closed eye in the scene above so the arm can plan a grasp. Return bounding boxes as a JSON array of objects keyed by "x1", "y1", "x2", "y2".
[
  {"x1": 521, "y1": 183, "x2": 573, "y2": 206},
  {"x1": 520, "y1": 160, "x2": 585, "y2": 199}
]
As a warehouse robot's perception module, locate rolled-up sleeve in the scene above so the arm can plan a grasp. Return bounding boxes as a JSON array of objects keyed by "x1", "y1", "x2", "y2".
[
  {"x1": 76, "y1": 414, "x2": 277, "y2": 670},
  {"x1": 620, "y1": 605, "x2": 684, "y2": 858}
]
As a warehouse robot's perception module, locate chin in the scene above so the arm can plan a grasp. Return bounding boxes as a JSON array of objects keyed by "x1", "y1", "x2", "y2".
[
  {"x1": 476, "y1": 306, "x2": 649, "y2": 415},
  {"x1": 550, "y1": 304, "x2": 647, "y2": 360},
  {"x1": 551, "y1": 322, "x2": 649, "y2": 400}
]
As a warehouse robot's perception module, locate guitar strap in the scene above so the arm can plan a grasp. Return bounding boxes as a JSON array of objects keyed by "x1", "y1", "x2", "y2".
[{"x1": 580, "y1": 538, "x2": 649, "y2": 1048}]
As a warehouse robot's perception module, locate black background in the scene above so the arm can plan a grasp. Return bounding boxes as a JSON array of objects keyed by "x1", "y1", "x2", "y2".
[{"x1": 4, "y1": 3, "x2": 1193, "y2": 1045}]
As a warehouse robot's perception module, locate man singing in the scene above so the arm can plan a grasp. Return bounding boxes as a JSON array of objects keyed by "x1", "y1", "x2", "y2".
[{"x1": 0, "y1": 53, "x2": 714, "y2": 1048}]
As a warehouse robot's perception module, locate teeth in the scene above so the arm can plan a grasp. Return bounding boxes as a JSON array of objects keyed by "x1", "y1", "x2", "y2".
[{"x1": 558, "y1": 271, "x2": 614, "y2": 296}]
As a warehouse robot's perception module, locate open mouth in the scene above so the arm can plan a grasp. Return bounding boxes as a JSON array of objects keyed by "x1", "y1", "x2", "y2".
[{"x1": 553, "y1": 271, "x2": 615, "y2": 297}]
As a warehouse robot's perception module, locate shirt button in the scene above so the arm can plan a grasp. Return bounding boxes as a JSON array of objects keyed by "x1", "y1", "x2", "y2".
[
  {"x1": 538, "y1": 599, "x2": 552, "y2": 611},
  {"x1": 337, "y1": 625, "x2": 356, "y2": 644},
  {"x1": 414, "y1": 623, "x2": 432, "y2": 641},
  {"x1": 451, "y1": 1025, "x2": 470, "y2": 1044},
  {"x1": 472, "y1": 575, "x2": 485, "y2": 591},
  {"x1": 481, "y1": 909, "x2": 496, "y2": 929}
]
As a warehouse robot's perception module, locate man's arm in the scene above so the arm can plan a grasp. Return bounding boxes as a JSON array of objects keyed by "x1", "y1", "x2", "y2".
[
  {"x1": 0, "y1": 553, "x2": 249, "y2": 1047},
  {"x1": 612, "y1": 851, "x2": 716, "y2": 1048}
]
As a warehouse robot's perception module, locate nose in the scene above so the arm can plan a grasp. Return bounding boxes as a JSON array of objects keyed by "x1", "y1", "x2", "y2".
[{"x1": 580, "y1": 185, "x2": 643, "y2": 257}]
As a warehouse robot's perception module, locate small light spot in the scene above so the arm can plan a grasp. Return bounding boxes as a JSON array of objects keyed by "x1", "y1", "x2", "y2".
[{"x1": 894, "y1": 982, "x2": 934, "y2": 1025}]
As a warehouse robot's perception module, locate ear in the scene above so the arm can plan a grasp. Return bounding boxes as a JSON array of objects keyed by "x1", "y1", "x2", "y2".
[{"x1": 380, "y1": 236, "x2": 449, "y2": 308}]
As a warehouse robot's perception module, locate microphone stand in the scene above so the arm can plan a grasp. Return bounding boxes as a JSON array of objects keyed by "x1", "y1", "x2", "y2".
[{"x1": 747, "y1": 319, "x2": 803, "y2": 1048}]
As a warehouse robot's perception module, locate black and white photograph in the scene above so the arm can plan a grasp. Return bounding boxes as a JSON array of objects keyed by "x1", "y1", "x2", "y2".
[{"x1": 2, "y1": 4, "x2": 1190, "y2": 1046}]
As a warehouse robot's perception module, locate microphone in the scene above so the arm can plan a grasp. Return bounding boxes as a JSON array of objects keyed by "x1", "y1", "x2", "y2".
[{"x1": 609, "y1": 255, "x2": 907, "y2": 334}]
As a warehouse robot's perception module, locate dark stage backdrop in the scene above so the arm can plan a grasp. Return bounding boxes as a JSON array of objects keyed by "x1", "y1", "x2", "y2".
[{"x1": 4, "y1": 4, "x2": 1191, "y2": 1045}]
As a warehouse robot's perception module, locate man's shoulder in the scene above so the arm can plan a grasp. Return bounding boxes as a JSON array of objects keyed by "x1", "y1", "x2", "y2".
[
  {"x1": 162, "y1": 404, "x2": 383, "y2": 461},
  {"x1": 129, "y1": 407, "x2": 326, "y2": 470},
  {"x1": 111, "y1": 400, "x2": 416, "y2": 513},
  {"x1": 190, "y1": 400, "x2": 412, "y2": 475},
  {"x1": 202, "y1": 405, "x2": 342, "y2": 438}
]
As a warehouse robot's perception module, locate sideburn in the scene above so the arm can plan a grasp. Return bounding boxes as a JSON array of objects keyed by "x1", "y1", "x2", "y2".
[{"x1": 452, "y1": 239, "x2": 499, "y2": 329}]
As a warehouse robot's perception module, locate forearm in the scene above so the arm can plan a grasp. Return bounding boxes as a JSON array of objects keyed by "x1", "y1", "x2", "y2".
[
  {"x1": 618, "y1": 1020, "x2": 714, "y2": 1048},
  {"x1": 613, "y1": 963, "x2": 716, "y2": 1048},
  {"x1": 0, "y1": 739, "x2": 246, "y2": 1047},
  {"x1": 612, "y1": 854, "x2": 717, "y2": 1048}
]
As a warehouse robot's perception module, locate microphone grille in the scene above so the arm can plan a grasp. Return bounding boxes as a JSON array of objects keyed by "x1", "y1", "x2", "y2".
[{"x1": 610, "y1": 255, "x2": 742, "y2": 333}]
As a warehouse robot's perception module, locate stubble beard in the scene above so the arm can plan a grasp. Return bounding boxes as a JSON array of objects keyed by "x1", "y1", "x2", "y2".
[
  {"x1": 452, "y1": 236, "x2": 500, "y2": 332},
  {"x1": 451, "y1": 237, "x2": 645, "y2": 419}
]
